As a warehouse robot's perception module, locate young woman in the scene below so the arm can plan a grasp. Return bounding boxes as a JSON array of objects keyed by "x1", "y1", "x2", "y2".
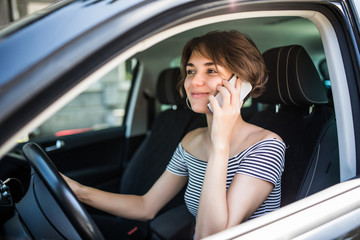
[{"x1": 63, "y1": 30, "x2": 285, "y2": 239}]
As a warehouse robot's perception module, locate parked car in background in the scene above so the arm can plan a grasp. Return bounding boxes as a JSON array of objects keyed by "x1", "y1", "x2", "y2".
[{"x1": 0, "y1": 0, "x2": 359, "y2": 239}]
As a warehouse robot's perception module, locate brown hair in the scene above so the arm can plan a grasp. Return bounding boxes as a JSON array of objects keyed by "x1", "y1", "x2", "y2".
[{"x1": 178, "y1": 30, "x2": 267, "y2": 100}]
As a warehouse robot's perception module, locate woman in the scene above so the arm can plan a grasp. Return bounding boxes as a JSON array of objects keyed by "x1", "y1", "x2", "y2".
[{"x1": 63, "y1": 30, "x2": 285, "y2": 239}]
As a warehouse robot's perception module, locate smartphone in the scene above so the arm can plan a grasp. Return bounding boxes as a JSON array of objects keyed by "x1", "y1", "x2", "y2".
[{"x1": 207, "y1": 74, "x2": 253, "y2": 114}]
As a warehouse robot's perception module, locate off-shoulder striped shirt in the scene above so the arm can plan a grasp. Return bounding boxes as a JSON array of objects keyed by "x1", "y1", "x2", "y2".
[{"x1": 166, "y1": 139, "x2": 286, "y2": 220}]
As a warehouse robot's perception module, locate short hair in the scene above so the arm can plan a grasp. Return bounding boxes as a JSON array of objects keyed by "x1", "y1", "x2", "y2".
[{"x1": 178, "y1": 30, "x2": 267, "y2": 100}]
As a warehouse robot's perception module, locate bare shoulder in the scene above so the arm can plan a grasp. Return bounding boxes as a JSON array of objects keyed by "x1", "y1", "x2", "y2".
[
  {"x1": 231, "y1": 123, "x2": 284, "y2": 155},
  {"x1": 246, "y1": 122, "x2": 283, "y2": 143},
  {"x1": 181, "y1": 128, "x2": 204, "y2": 144},
  {"x1": 260, "y1": 128, "x2": 283, "y2": 142},
  {"x1": 181, "y1": 127, "x2": 208, "y2": 158}
]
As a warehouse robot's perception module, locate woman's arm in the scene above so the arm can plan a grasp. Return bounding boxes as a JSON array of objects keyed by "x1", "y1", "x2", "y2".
[
  {"x1": 195, "y1": 140, "x2": 284, "y2": 239},
  {"x1": 194, "y1": 143, "x2": 276, "y2": 239},
  {"x1": 62, "y1": 170, "x2": 187, "y2": 221},
  {"x1": 226, "y1": 174, "x2": 274, "y2": 225},
  {"x1": 194, "y1": 146, "x2": 230, "y2": 238},
  {"x1": 195, "y1": 79, "x2": 277, "y2": 239},
  {"x1": 195, "y1": 79, "x2": 240, "y2": 238}
]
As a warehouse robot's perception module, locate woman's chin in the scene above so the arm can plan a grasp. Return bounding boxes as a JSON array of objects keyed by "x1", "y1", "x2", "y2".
[{"x1": 191, "y1": 105, "x2": 211, "y2": 114}]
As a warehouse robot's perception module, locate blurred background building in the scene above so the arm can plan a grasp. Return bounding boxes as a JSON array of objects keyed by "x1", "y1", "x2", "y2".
[{"x1": 0, "y1": 0, "x2": 57, "y2": 28}]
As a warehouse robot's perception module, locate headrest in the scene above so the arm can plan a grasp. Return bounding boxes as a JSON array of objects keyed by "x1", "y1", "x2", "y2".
[
  {"x1": 257, "y1": 45, "x2": 328, "y2": 106},
  {"x1": 156, "y1": 68, "x2": 186, "y2": 107}
]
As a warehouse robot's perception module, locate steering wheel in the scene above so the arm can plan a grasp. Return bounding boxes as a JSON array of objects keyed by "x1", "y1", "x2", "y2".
[{"x1": 22, "y1": 142, "x2": 104, "y2": 240}]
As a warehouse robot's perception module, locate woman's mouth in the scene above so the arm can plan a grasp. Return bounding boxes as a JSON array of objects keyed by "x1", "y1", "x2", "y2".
[{"x1": 191, "y1": 92, "x2": 210, "y2": 98}]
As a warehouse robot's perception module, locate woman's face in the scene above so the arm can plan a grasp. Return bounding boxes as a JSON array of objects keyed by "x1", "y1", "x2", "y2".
[{"x1": 184, "y1": 51, "x2": 232, "y2": 113}]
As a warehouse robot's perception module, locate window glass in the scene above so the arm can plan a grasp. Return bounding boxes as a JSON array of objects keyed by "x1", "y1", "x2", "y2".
[
  {"x1": 30, "y1": 58, "x2": 137, "y2": 139},
  {"x1": 1, "y1": 0, "x2": 57, "y2": 29}
]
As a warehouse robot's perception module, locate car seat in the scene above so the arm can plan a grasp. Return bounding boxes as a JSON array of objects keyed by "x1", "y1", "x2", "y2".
[
  {"x1": 118, "y1": 68, "x2": 205, "y2": 239},
  {"x1": 249, "y1": 45, "x2": 340, "y2": 206}
]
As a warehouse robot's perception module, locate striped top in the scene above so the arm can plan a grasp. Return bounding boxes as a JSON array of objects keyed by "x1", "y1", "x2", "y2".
[{"x1": 166, "y1": 139, "x2": 286, "y2": 220}]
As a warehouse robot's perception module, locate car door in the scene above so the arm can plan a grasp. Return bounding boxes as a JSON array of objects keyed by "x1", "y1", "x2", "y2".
[{"x1": 1, "y1": 0, "x2": 359, "y2": 239}]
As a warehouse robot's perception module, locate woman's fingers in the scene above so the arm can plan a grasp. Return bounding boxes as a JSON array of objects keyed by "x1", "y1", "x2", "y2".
[
  {"x1": 218, "y1": 83, "x2": 231, "y2": 106},
  {"x1": 222, "y1": 79, "x2": 241, "y2": 109},
  {"x1": 209, "y1": 77, "x2": 244, "y2": 114},
  {"x1": 234, "y1": 77, "x2": 244, "y2": 110},
  {"x1": 208, "y1": 94, "x2": 219, "y2": 112}
]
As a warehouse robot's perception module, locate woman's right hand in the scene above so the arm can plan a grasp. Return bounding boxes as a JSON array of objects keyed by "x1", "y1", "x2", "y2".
[{"x1": 60, "y1": 173, "x2": 83, "y2": 198}]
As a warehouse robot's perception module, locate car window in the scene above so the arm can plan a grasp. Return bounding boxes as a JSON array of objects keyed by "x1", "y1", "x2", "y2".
[
  {"x1": 29, "y1": 58, "x2": 138, "y2": 139},
  {"x1": 0, "y1": 0, "x2": 56, "y2": 29}
]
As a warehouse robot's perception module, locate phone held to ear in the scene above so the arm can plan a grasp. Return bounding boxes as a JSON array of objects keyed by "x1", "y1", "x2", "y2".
[{"x1": 207, "y1": 74, "x2": 253, "y2": 114}]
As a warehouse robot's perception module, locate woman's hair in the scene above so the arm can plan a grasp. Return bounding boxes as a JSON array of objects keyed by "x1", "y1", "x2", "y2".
[{"x1": 178, "y1": 30, "x2": 267, "y2": 99}]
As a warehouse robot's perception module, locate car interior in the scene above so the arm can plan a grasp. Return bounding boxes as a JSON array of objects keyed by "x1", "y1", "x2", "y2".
[{"x1": 0, "y1": 8, "x2": 351, "y2": 239}]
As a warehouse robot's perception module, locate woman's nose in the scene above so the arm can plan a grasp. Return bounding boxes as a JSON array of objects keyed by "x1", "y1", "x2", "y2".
[{"x1": 191, "y1": 73, "x2": 206, "y2": 86}]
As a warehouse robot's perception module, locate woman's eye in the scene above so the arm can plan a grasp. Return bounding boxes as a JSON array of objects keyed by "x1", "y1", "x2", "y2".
[
  {"x1": 208, "y1": 69, "x2": 217, "y2": 74},
  {"x1": 187, "y1": 69, "x2": 195, "y2": 75}
]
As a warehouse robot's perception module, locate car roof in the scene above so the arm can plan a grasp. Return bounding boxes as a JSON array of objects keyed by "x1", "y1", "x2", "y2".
[
  {"x1": 0, "y1": 0, "x2": 334, "y2": 87},
  {"x1": 0, "y1": 0, "x2": 146, "y2": 87}
]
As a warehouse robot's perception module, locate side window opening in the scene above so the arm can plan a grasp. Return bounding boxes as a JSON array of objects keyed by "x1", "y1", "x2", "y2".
[{"x1": 29, "y1": 58, "x2": 138, "y2": 139}]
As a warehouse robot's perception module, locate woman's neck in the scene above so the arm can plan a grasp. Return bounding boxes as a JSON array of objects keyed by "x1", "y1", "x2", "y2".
[{"x1": 205, "y1": 112, "x2": 247, "y2": 146}]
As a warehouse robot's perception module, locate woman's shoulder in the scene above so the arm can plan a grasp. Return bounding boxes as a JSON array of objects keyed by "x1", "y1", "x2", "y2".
[
  {"x1": 233, "y1": 123, "x2": 284, "y2": 155},
  {"x1": 181, "y1": 128, "x2": 206, "y2": 149},
  {"x1": 237, "y1": 124, "x2": 285, "y2": 163},
  {"x1": 181, "y1": 127, "x2": 208, "y2": 159},
  {"x1": 247, "y1": 122, "x2": 283, "y2": 143}
]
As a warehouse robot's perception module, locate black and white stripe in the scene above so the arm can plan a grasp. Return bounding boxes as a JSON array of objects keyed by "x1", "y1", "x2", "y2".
[{"x1": 166, "y1": 139, "x2": 286, "y2": 220}]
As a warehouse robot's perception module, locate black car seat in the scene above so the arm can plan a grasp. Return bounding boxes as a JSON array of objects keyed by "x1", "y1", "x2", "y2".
[
  {"x1": 119, "y1": 68, "x2": 205, "y2": 239},
  {"x1": 120, "y1": 67, "x2": 205, "y2": 209},
  {"x1": 249, "y1": 45, "x2": 340, "y2": 207}
]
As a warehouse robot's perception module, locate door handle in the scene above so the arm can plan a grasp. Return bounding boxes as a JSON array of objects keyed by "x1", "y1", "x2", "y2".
[{"x1": 45, "y1": 140, "x2": 65, "y2": 152}]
